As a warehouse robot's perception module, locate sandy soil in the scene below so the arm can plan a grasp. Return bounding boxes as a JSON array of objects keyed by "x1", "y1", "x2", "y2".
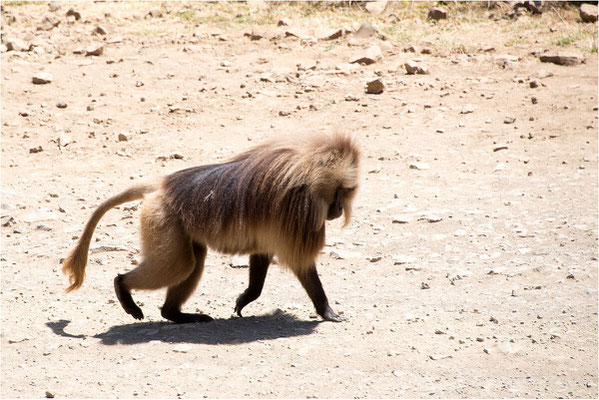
[{"x1": 1, "y1": 2, "x2": 597, "y2": 398}]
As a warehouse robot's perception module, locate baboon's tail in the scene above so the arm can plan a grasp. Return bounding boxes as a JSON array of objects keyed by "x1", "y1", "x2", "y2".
[{"x1": 62, "y1": 183, "x2": 157, "y2": 293}]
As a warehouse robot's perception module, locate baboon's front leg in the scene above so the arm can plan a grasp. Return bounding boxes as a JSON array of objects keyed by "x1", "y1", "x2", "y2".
[
  {"x1": 234, "y1": 254, "x2": 271, "y2": 317},
  {"x1": 295, "y1": 264, "x2": 346, "y2": 322}
]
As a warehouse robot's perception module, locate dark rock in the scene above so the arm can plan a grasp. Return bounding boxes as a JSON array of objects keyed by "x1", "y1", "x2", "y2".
[
  {"x1": 66, "y1": 8, "x2": 81, "y2": 20},
  {"x1": 366, "y1": 78, "x2": 385, "y2": 94},
  {"x1": 580, "y1": 4, "x2": 598, "y2": 23},
  {"x1": 428, "y1": 7, "x2": 447, "y2": 20},
  {"x1": 540, "y1": 52, "x2": 584, "y2": 66}
]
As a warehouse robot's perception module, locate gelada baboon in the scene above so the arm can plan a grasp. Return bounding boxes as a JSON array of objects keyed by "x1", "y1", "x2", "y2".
[{"x1": 62, "y1": 133, "x2": 360, "y2": 323}]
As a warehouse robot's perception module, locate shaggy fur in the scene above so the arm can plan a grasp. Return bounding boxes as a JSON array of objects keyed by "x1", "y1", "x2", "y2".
[{"x1": 62, "y1": 133, "x2": 360, "y2": 323}]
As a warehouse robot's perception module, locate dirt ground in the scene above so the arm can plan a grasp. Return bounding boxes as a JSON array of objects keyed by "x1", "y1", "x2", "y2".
[{"x1": 1, "y1": 1, "x2": 597, "y2": 398}]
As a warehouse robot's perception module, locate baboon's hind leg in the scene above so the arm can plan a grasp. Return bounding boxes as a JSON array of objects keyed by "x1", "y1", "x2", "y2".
[
  {"x1": 114, "y1": 274, "x2": 144, "y2": 320},
  {"x1": 113, "y1": 220, "x2": 197, "y2": 321},
  {"x1": 161, "y1": 242, "x2": 212, "y2": 324}
]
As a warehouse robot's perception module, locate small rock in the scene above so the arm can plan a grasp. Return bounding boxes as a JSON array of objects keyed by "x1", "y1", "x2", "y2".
[
  {"x1": 1, "y1": 216, "x2": 16, "y2": 227},
  {"x1": 365, "y1": 1, "x2": 387, "y2": 14},
  {"x1": 32, "y1": 73, "x2": 53, "y2": 85},
  {"x1": 350, "y1": 45, "x2": 382, "y2": 65},
  {"x1": 404, "y1": 61, "x2": 428, "y2": 75},
  {"x1": 504, "y1": 116, "x2": 516, "y2": 124},
  {"x1": 95, "y1": 25, "x2": 108, "y2": 35},
  {"x1": 353, "y1": 22, "x2": 379, "y2": 39},
  {"x1": 29, "y1": 146, "x2": 44, "y2": 154},
  {"x1": 460, "y1": 104, "x2": 474, "y2": 114},
  {"x1": 366, "y1": 78, "x2": 385, "y2": 94},
  {"x1": 495, "y1": 54, "x2": 518, "y2": 69},
  {"x1": 6, "y1": 38, "x2": 29, "y2": 52},
  {"x1": 277, "y1": 18, "x2": 290, "y2": 27},
  {"x1": 56, "y1": 101, "x2": 67, "y2": 109},
  {"x1": 418, "y1": 214, "x2": 442, "y2": 223},
  {"x1": 420, "y1": 282, "x2": 430, "y2": 290},
  {"x1": 409, "y1": 162, "x2": 430, "y2": 170},
  {"x1": 539, "y1": 52, "x2": 584, "y2": 66},
  {"x1": 428, "y1": 7, "x2": 447, "y2": 20},
  {"x1": 66, "y1": 8, "x2": 81, "y2": 20},
  {"x1": 285, "y1": 29, "x2": 310, "y2": 40},
  {"x1": 345, "y1": 94, "x2": 359, "y2": 102},
  {"x1": 39, "y1": 14, "x2": 60, "y2": 31},
  {"x1": 85, "y1": 43, "x2": 104, "y2": 56},
  {"x1": 278, "y1": 110, "x2": 291, "y2": 117},
  {"x1": 37, "y1": 224, "x2": 52, "y2": 231},
  {"x1": 118, "y1": 132, "x2": 130, "y2": 142},
  {"x1": 529, "y1": 80, "x2": 538, "y2": 88},
  {"x1": 172, "y1": 344, "x2": 191, "y2": 353},
  {"x1": 404, "y1": 45, "x2": 420, "y2": 53},
  {"x1": 580, "y1": 4, "x2": 598, "y2": 23},
  {"x1": 48, "y1": 2, "x2": 61, "y2": 12},
  {"x1": 320, "y1": 29, "x2": 344, "y2": 41},
  {"x1": 393, "y1": 254, "x2": 417, "y2": 265},
  {"x1": 147, "y1": 8, "x2": 163, "y2": 18},
  {"x1": 45, "y1": 391, "x2": 55, "y2": 399},
  {"x1": 58, "y1": 133, "x2": 71, "y2": 147}
]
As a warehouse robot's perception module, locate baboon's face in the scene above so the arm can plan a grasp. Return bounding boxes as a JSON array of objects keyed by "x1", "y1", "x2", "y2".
[{"x1": 326, "y1": 187, "x2": 356, "y2": 220}]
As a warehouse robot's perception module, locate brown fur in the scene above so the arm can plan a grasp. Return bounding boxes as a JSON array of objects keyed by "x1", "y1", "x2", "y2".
[{"x1": 62, "y1": 133, "x2": 360, "y2": 323}]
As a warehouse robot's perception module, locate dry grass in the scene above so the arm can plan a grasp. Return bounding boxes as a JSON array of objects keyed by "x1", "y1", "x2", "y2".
[{"x1": 2, "y1": 1, "x2": 597, "y2": 53}]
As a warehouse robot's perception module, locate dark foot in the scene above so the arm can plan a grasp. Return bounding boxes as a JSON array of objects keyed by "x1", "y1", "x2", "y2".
[
  {"x1": 114, "y1": 275, "x2": 144, "y2": 320},
  {"x1": 234, "y1": 293, "x2": 254, "y2": 317},
  {"x1": 320, "y1": 306, "x2": 346, "y2": 322},
  {"x1": 161, "y1": 309, "x2": 213, "y2": 324}
]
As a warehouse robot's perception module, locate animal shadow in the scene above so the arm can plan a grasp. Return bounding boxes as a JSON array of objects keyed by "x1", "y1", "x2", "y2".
[{"x1": 47, "y1": 310, "x2": 320, "y2": 346}]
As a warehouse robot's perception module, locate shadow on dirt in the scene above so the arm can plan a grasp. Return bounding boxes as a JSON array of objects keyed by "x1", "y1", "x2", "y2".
[{"x1": 46, "y1": 310, "x2": 320, "y2": 345}]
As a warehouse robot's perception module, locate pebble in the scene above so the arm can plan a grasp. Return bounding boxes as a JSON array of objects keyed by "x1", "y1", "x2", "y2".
[
  {"x1": 66, "y1": 8, "x2": 81, "y2": 20},
  {"x1": 29, "y1": 146, "x2": 44, "y2": 153},
  {"x1": 539, "y1": 52, "x2": 584, "y2": 66},
  {"x1": 32, "y1": 73, "x2": 53, "y2": 85},
  {"x1": 350, "y1": 45, "x2": 382, "y2": 65},
  {"x1": 39, "y1": 14, "x2": 60, "y2": 31},
  {"x1": 392, "y1": 216, "x2": 410, "y2": 224},
  {"x1": 320, "y1": 29, "x2": 345, "y2": 41},
  {"x1": 345, "y1": 94, "x2": 359, "y2": 102},
  {"x1": 95, "y1": 25, "x2": 108, "y2": 35},
  {"x1": 418, "y1": 214, "x2": 442, "y2": 223},
  {"x1": 173, "y1": 344, "x2": 191, "y2": 353},
  {"x1": 460, "y1": 104, "x2": 474, "y2": 114},
  {"x1": 147, "y1": 8, "x2": 163, "y2": 18},
  {"x1": 277, "y1": 18, "x2": 290, "y2": 27},
  {"x1": 56, "y1": 101, "x2": 67, "y2": 109},
  {"x1": 393, "y1": 254, "x2": 417, "y2": 265},
  {"x1": 118, "y1": 132, "x2": 131, "y2": 142},
  {"x1": 420, "y1": 282, "x2": 430, "y2": 290},
  {"x1": 365, "y1": 1, "x2": 388, "y2": 15},
  {"x1": 580, "y1": 4, "x2": 598, "y2": 23},
  {"x1": 409, "y1": 162, "x2": 430, "y2": 170},
  {"x1": 504, "y1": 116, "x2": 516, "y2": 124},
  {"x1": 6, "y1": 38, "x2": 29, "y2": 52},
  {"x1": 366, "y1": 78, "x2": 385, "y2": 94},
  {"x1": 353, "y1": 22, "x2": 379, "y2": 40},
  {"x1": 404, "y1": 61, "x2": 429, "y2": 75},
  {"x1": 86, "y1": 44, "x2": 104, "y2": 56},
  {"x1": 428, "y1": 7, "x2": 447, "y2": 20}
]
